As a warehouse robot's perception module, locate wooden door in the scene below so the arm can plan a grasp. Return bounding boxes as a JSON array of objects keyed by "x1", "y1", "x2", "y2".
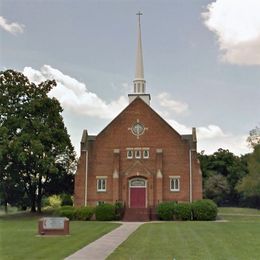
[{"x1": 130, "y1": 187, "x2": 146, "y2": 208}]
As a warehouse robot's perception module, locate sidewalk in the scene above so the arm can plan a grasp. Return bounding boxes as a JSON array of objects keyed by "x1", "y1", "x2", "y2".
[{"x1": 65, "y1": 222, "x2": 143, "y2": 260}]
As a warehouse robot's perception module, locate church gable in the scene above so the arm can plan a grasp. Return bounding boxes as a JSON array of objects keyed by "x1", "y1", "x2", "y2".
[{"x1": 95, "y1": 97, "x2": 184, "y2": 148}]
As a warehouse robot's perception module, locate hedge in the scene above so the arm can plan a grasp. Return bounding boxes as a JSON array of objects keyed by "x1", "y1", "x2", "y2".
[
  {"x1": 74, "y1": 207, "x2": 95, "y2": 221},
  {"x1": 174, "y1": 203, "x2": 192, "y2": 220},
  {"x1": 156, "y1": 200, "x2": 217, "y2": 221},
  {"x1": 56, "y1": 206, "x2": 76, "y2": 220},
  {"x1": 192, "y1": 199, "x2": 218, "y2": 220},
  {"x1": 54, "y1": 206, "x2": 95, "y2": 221},
  {"x1": 156, "y1": 201, "x2": 176, "y2": 220},
  {"x1": 95, "y1": 203, "x2": 116, "y2": 221}
]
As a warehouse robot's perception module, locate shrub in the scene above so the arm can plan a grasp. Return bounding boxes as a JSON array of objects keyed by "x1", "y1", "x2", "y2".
[
  {"x1": 192, "y1": 199, "x2": 218, "y2": 221},
  {"x1": 48, "y1": 195, "x2": 62, "y2": 208},
  {"x1": 95, "y1": 203, "x2": 116, "y2": 221},
  {"x1": 61, "y1": 194, "x2": 73, "y2": 206},
  {"x1": 75, "y1": 207, "x2": 95, "y2": 221},
  {"x1": 55, "y1": 206, "x2": 76, "y2": 220},
  {"x1": 174, "y1": 203, "x2": 192, "y2": 220},
  {"x1": 114, "y1": 201, "x2": 124, "y2": 220},
  {"x1": 156, "y1": 201, "x2": 176, "y2": 220}
]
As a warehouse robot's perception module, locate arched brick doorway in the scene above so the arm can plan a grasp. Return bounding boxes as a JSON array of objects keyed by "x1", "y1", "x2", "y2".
[{"x1": 129, "y1": 177, "x2": 147, "y2": 208}]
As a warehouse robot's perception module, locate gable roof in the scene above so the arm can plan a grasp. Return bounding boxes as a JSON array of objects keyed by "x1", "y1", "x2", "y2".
[{"x1": 97, "y1": 96, "x2": 186, "y2": 139}]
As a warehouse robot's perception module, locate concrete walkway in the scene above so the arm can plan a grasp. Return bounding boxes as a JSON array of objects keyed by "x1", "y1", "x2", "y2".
[{"x1": 65, "y1": 222, "x2": 143, "y2": 260}]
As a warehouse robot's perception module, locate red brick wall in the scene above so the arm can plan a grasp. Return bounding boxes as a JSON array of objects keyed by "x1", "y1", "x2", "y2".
[{"x1": 74, "y1": 98, "x2": 202, "y2": 207}]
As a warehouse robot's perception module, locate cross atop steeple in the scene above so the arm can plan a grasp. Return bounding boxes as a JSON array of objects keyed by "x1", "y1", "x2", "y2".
[{"x1": 136, "y1": 11, "x2": 143, "y2": 23}]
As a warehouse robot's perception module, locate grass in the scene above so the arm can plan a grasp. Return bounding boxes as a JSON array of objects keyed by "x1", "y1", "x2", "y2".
[
  {"x1": 1, "y1": 207, "x2": 260, "y2": 260},
  {"x1": 218, "y1": 207, "x2": 260, "y2": 215},
  {"x1": 0, "y1": 213, "x2": 120, "y2": 260},
  {"x1": 108, "y1": 207, "x2": 260, "y2": 260},
  {"x1": 0, "y1": 206, "x2": 19, "y2": 216}
]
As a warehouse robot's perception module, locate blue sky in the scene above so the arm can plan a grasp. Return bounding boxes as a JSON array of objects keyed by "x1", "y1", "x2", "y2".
[{"x1": 1, "y1": 0, "x2": 260, "y2": 155}]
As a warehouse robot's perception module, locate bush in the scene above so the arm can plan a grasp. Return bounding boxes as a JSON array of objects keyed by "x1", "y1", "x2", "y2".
[
  {"x1": 114, "y1": 201, "x2": 124, "y2": 220},
  {"x1": 95, "y1": 203, "x2": 116, "y2": 221},
  {"x1": 55, "y1": 206, "x2": 75, "y2": 220},
  {"x1": 174, "y1": 203, "x2": 192, "y2": 220},
  {"x1": 192, "y1": 199, "x2": 218, "y2": 221},
  {"x1": 75, "y1": 207, "x2": 95, "y2": 221},
  {"x1": 61, "y1": 194, "x2": 73, "y2": 206},
  {"x1": 156, "y1": 201, "x2": 176, "y2": 220},
  {"x1": 48, "y1": 195, "x2": 62, "y2": 208}
]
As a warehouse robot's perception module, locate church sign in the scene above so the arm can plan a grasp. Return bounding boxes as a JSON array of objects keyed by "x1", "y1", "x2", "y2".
[{"x1": 38, "y1": 217, "x2": 70, "y2": 235}]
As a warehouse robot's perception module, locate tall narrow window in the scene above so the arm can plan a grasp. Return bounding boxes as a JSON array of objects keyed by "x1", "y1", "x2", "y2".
[
  {"x1": 143, "y1": 149, "x2": 149, "y2": 159},
  {"x1": 135, "y1": 149, "x2": 141, "y2": 159},
  {"x1": 127, "y1": 149, "x2": 133, "y2": 159},
  {"x1": 170, "y1": 177, "x2": 180, "y2": 192},
  {"x1": 97, "y1": 178, "x2": 107, "y2": 192}
]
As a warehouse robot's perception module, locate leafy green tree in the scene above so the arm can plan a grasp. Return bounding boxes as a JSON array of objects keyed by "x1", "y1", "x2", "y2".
[
  {"x1": 198, "y1": 149, "x2": 248, "y2": 205},
  {"x1": 204, "y1": 174, "x2": 230, "y2": 205},
  {"x1": 0, "y1": 70, "x2": 76, "y2": 212},
  {"x1": 237, "y1": 145, "x2": 260, "y2": 208}
]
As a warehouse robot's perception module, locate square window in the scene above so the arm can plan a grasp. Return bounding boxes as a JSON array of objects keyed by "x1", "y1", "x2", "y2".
[
  {"x1": 170, "y1": 177, "x2": 180, "y2": 192},
  {"x1": 97, "y1": 178, "x2": 106, "y2": 192}
]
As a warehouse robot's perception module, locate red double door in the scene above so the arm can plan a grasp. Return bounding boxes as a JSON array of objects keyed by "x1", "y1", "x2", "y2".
[{"x1": 130, "y1": 187, "x2": 146, "y2": 208}]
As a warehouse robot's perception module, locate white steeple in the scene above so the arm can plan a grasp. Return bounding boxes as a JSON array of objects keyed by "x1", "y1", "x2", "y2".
[
  {"x1": 128, "y1": 12, "x2": 151, "y2": 105},
  {"x1": 134, "y1": 11, "x2": 145, "y2": 92}
]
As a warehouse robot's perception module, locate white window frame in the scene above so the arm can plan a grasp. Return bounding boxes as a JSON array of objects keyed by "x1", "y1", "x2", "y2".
[
  {"x1": 169, "y1": 176, "x2": 180, "y2": 192},
  {"x1": 143, "y1": 149, "x2": 149, "y2": 159},
  {"x1": 135, "y1": 149, "x2": 141, "y2": 159},
  {"x1": 96, "y1": 177, "x2": 107, "y2": 192},
  {"x1": 127, "y1": 148, "x2": 133, "y2": 159}
]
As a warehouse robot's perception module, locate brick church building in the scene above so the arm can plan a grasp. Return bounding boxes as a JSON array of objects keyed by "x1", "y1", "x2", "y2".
[{"x1": 74, "y1": 14, "x2": 202, "y2": 220}]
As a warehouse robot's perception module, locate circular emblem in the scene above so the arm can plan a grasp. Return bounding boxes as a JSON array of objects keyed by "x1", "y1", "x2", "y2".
[{"x1": 132, "y1": 122, "x2": 145, "y2": 136}]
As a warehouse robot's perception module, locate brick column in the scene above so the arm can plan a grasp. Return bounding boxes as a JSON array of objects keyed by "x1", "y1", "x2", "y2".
[
  {"x1": 112, "y1": 149, "x2": 120, "y2": 203},
  {"x1": 156, "y1": 149, "x2": 163, "y2": 204}
]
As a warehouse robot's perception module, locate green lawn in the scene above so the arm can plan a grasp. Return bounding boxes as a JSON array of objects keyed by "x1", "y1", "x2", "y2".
[
  {"x1": 0, "y1": 213, "x2": 119, "y2": 260},
  {"x1": 108, "y1": 208, "x2": 260, "y2": 260},
  {"x1": 1, "y1": 208, "x2": 260, "y2": 260},
  {"x1": 218, "y1": 207, "x2": 260, "y2": 215}
]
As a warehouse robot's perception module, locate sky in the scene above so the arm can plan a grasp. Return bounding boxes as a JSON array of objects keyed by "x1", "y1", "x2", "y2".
[{"x1": 1, "y1": 0, "x2": 260, "y2": 156}]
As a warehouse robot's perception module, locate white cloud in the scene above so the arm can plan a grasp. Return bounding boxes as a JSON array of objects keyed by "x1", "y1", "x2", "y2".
[
  {"x1": 197, "y1": 125, "x2": 226, "y2": 140},
  {"x1": 157, "y1": 92, "x2": 189, "y2": 114},
  {"x1": 167, "y1": 119, "x2": 249, "y2": 155},
  {"x1": 0, "y1": 16, "x2": 24, "y2": 35},
  {"x1": 23, "y1": 65, "x2": 128, "y2": 119},
  {"x1": 202, "y1": 0, "x2": 260, "y2": 65}
]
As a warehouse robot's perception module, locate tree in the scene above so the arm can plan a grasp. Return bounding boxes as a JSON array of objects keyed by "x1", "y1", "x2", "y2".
[
  {"x1": 0, "y1": 69, "x2": 76, "y2": 212},
  {"x1": 204, "y1": 174, "x2": 230, "y2": 205},
  {"x1": 198, "y1": 148, "x2": 248, "y2": 205},
  {"x1": 237, "y1": 145, "x2": 260, "y2": 208},
  {"x1": 247, "y1": 126, "x2": 260, "y2": 148}
]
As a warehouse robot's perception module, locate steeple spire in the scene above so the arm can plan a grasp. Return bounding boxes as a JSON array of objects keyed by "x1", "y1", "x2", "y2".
[
  {"x1": 135, "y1": 12, "x2": 144, "y2": 81},
  {"x1": 133, "y1": 11, "x2": 146, "y2": 94},
  {"x1": 128, "y1": 12, "x2": 151, "y2": 105}
]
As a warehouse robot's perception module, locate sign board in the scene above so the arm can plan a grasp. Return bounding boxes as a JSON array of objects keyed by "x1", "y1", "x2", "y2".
[{"x1": 42, "y1": 217, "x2": 67, "y2": 230}]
